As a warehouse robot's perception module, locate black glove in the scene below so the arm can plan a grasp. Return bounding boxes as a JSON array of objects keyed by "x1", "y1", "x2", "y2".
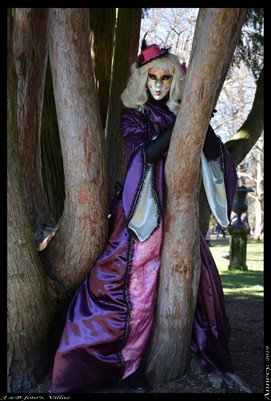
[
  {"x1": 203, "y1": 124, "x2": 220, "y2": 160},
  {"x1": 144, "y1": 124, "x2": 174, "y2": 163},
  {"x1": 144, "y1": 123, "x2": 219, "y2": 163}
]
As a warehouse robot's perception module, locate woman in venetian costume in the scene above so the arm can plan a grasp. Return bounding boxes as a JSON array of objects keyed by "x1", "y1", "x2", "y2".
[{"x1": 51, "y1": 38, "x2": 237, "y2": 394}]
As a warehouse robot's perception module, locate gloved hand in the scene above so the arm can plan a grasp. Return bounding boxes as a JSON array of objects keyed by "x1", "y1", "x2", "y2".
[{"x1": 144, "y1": 124, "x2": 174, "y2": 163}]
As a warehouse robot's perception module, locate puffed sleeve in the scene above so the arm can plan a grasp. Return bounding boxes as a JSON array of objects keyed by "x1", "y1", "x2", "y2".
[
  {"x1": 201, "y1": 138, "x2": 237, "y2": 228},
  {"x1": 120, "y1": 108, "x2": 149, "y2": 168},
  {"x1": 120, "y1": 108, "x2": 163, "y2": 242}
]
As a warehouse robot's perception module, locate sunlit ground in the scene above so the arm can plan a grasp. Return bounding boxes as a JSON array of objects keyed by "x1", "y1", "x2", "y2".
[{"x1": 208, "y1": 236, "x2": 264, "y2": 303}]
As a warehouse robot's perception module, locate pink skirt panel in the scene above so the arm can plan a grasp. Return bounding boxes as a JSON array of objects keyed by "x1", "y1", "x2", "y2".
[{"x1": 121, "y1": 223, "x2": 163, "y2": 378}]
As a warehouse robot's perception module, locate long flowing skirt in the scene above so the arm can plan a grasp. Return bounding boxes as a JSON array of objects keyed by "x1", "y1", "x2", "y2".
[
  {"x1": 51, "y1": 203, "x2": 233, "y2": 393},
  {"x1": 51, "y1": 199, "x2": 162, "y2": 393}
]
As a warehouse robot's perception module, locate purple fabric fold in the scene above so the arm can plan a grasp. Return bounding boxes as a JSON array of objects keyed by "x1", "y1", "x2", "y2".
[
  {"x1": 191, "y1": 231, "x2": 234, "y2": 372},
  {"x1": 122, "y1": 148, "x2": 145, "y2": 223},
  {"x1": 51, "y1": 203, "x2": 129, "y2": 393},
  {"x1": 120, "y1": 103, "x2": 173, "y2": 223}
]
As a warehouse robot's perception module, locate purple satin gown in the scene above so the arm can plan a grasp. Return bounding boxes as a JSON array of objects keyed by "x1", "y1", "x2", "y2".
[{"x1": 51, "y1": 101, "x2": 237, "y2": 393}]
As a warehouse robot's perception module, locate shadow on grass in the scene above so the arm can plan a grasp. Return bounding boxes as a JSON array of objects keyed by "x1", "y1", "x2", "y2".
[
  {"x1": 209, "y1": 239, "x2": 229, "y2": 247},
  {"x1": 220, "y1": 270, "x2": 263, "y2": 303}
]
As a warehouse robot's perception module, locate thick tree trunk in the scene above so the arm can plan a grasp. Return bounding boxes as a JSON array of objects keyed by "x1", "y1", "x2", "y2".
[
  {"x1": 40, "y1": 8, "x2": 108, "y2": 295},
  {"x1": 145, "y1": 8, "x2": 245, "y2": 384},
  {"x1": 12, "y1": 8, "x2": 55, "y2": 243},
  {"x1": 225, "y1": 66, "x2": 264, "y2": 166},
  {"x1": 7, "y1": 9, "x2": 53, "y2": 392},
  {"x1": 105, "y1": 8, "x2": 141, "y2": 197},
  {"x1": 199, "y1": 8, "x2": 247, "y2": 237},
  {"x1": 89, "y1": 8, "x2": 116, "y2": 130}
]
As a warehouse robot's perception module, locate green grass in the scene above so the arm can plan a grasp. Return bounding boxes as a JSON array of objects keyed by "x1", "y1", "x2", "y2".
[{"x1": 208, "y1": 237, "x2": 264, "y2": 303}]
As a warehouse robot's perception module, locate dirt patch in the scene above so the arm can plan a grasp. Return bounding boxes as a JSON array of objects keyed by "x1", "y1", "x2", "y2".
[
  {"x1": 224, "y1": 298, "x2": 264, "y2": 393},
  {"x1": 28, "y1": 297, "x2": 264, "y2": 395}
]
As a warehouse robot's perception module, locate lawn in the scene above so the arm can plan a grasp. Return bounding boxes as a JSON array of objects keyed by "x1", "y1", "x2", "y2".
[{"x1": 208, "y1": 236, "x2": 264, "y2": 303}]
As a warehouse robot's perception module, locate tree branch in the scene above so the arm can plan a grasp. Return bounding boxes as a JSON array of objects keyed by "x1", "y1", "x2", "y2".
[{"x1": 225, "y1": 65, "x2": 264, "y2": 165}]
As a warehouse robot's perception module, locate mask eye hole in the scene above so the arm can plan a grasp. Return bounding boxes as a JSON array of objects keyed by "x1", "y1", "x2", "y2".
[
  {"x1": 148, "y1": 74, "x2": 157, "y2": 80},
  {"x1": 162, "y1": 75, "x2": 172, "y2": 81}
]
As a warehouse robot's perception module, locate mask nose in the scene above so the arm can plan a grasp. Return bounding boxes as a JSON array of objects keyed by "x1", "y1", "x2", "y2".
[{"x1": 155, "y1": 79, "x2": 162, "y2": 89}]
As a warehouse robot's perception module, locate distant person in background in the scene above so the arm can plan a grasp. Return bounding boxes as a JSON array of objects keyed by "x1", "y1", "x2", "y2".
[
  {"x1": 215, "y1": 223, "x2": 221, "y2": 239},
  {"x1": 206, "y1": 228, "x2": 212, "y2": 247}
]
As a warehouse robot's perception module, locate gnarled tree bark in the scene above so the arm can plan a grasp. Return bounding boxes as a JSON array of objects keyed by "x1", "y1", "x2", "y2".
[
  {"x1": 40, "y1": 8, "x2": 108, "y2": 295},
  {"x1": 7, "y1": 9, "x2": 54, "y2": 392},
  {"x1": 13, "y1": 8, "x2": 55, "y2": 243}
]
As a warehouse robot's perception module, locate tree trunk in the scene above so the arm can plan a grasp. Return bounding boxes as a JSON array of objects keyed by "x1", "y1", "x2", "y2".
[
  {"x1": 198, "y1": 8, "x2": 247, "y2": 237},
  {"x1": 225, "y1": 66, "x2": 264, "y2": 166},
  {"x1": 145, "y1": 8, "x2": 245, "y2": 384},
  {"x1": 12, "y1": 8, "x2": 55, "y2": 243},
  {"x1": 7, "y1": 9, "x2": 53, "y2": 392},
  {"x1": 40, "y1": 8, "x2": 108, "y2": 296},
  {"x1": 105, "y1": 8, "x2": 141, "y2": 197},
  {"x1": 41, "y1": 59, "x2": 65, "y2": 223},
  {"x1": 89, "y1": 8, "x2": 116, "y2": 130}
]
